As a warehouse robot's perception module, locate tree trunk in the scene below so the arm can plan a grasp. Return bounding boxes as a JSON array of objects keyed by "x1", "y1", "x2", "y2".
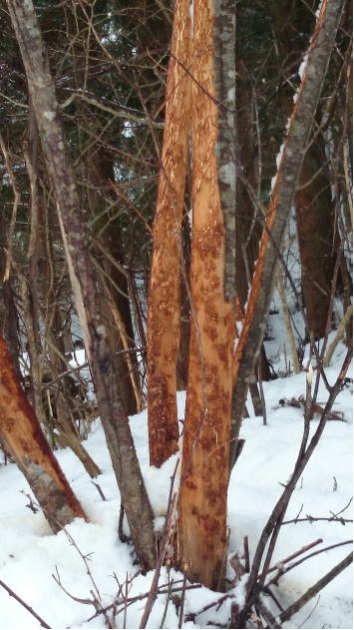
[
  {"x1": 177, "y1": 0, "x2": 235, "y2": 591},
  {"x1": 64, "y1": 2, "x2": 142, "y2": 416},
  {"x1": 231, "y1": 0, "x2": 345, "y2": 449},
  {"x1": 0, "y1": 334, "x2": 87, "y2": 532},
  {"x1": 7, "y1": 0, "x2": 156, "y2": 570},
  {"x1": 295, "y1": 138, "x2": 339, "y2": 340},
  {"x1": 176, "y1": 213, "x2": 191, "y2": 391},
  {"x1": 87, "y1": 151, "x2": 142, "y2": 416},
  {"x1": 147, "y1": 0, "x2": 192, "y2": 468},
  {"x1": 267, "y1": 1, "x2": 344, "y2": 342}
]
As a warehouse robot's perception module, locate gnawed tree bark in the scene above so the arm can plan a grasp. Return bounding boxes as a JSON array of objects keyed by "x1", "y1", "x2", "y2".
[
  {"x1": 147, "y1": 0, "x2": 191, "y2": 468},
  {"x1": 177, "y1": 0, "x2": 235, "y2": 591},
  {"x1": 0, "y1": 333, "x2": 87, "y2": 532},
  {"x1": 6, "y1": 0, "x2": 156, "y2": 570},
  {"x1": 231, "y1": 0, "x2": 345, "y2": 451}
]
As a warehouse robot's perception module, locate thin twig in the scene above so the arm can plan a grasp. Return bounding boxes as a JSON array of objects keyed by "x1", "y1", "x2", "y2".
[
  {"x1": 91, "y1": 481, "x2": 107, "y2": 501},
  {"x1": 86, "y1": 583, "x2": 201, "y2": 623},
  {"x1": 242, "y1": 349, "x2": 352, "y2": 620},
  {"x1": 278, "y1": 553, "x2": 352, "y2": 623},
  {"x1": 243, "y1": 536, "x2": 250, "y2": 573},
  {"x1": 259, "y1": 538, "x2": 323, "y2": 578},
  {"x1": 0, "y1": 579, "x2": 52, "y2": 629},
  {"x1": 256, "y1": 596, "x2": 282, "y2": 629},
  {"x1": 266, "y1": 540, "x2": 353, "y2": 588},
  {"x1": 282, "y1": 496, "x2": 353, "y2": 525},
  {"x1": 282, "y1": 516, "x2": 352, "y2": 526},
  {"x1": 178, "y1": 574, "x2": 187, "y2": 629},
  {"x1": 139, "y1": 460, "x2": 180, "y2": 629}
]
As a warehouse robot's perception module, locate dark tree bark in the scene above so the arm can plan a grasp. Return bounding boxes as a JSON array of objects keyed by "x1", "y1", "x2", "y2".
[
  {"x1": 295, "y1": 137, "x2": 339, "y2": 340},
  {"x1": 267, "y1": 1, "x2": 345, "y2": 342},
  {"x1": 86, "y1": 151, "x2": 142, "y2": 416},
  {"x1": 176, "y1": 213, "x2": 191, "y2": 391},
  {"x1": 65, "y1": 3, "x2": 142, "y2": 415},
  {"x1": 231, "y1": 0, "x2": 346, "y2": 449},
  {"x1": 6, "y1": 0, "x2": 156, "y2": 570}
]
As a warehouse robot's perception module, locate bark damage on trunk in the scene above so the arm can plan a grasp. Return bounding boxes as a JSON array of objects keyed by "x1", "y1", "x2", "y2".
[
  {"x1": 147, "y1": 0, "x2": 192, "y2": 468},
  {"x1": 177, "y1": 0, "x2": 235, "y2": 591},
  {"x1": 231, "y1": 0, "x2": 345, "y2": 446},
  {"x1": 0, "y1": 334, "x2": 87, "y2": 532},
  {"x1": 7, "y1": 0, "x2": 156, "y2": 570}
]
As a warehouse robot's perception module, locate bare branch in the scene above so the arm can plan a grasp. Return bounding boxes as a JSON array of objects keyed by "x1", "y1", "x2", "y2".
[
  {"x1": 0, "y1": 579, "x2": 52, "y2": 629},
  {"x1": 278, "y1": 553, "x2": 353, "y2": 623}
]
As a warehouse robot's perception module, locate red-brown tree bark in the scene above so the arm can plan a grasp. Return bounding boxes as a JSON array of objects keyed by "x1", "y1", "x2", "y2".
[
  {"x1": 0, "y1": 334, "x2": 87, "y2": 533},
  {"x1": 147, "y1": 0, "x2": 192, "y2": 467},
  {"x1": 177, "y1": 0, "x2": 235, "y2": 591}
]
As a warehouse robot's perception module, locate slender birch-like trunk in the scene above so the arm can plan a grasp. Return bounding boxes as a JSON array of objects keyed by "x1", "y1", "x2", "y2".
[
  {"x1": 7, "y1": 0, "x2": 156, "y2": 570},
  {"x1": 231, "y1": 0, "x2": 345, "y2": 445}
]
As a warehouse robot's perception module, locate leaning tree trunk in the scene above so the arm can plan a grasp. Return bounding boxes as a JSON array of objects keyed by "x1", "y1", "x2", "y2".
[
  {"x1": 177, "y1": 0, "x2": 236, "y2": 591},
  {"x1": 6, "y1": 0, "x2": 156, "y2": 570},
  {"x1": 231, "y1": 0, "x2": 346, "y2": 453},
  {"x1": 146, "y1": 0, "x2": 192, "y2": 468},
  {"x1": 0, "y1": 334, "x2": 87, "y2": 532}
]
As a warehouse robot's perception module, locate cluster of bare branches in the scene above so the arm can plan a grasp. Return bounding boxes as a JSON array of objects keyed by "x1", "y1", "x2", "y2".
[{"x1": 0, "y1": 0, "x2": 352, "y2": 624}]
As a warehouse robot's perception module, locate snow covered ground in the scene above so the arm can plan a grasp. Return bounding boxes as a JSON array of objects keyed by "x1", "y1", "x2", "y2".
[{"x1": 0, "y1": 338, "x2": 352, "y2": 629}]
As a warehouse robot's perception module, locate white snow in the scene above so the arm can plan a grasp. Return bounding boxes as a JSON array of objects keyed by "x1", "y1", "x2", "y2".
[{"x1": 0, "y1": 337, "x2": 352, "y2": 628}]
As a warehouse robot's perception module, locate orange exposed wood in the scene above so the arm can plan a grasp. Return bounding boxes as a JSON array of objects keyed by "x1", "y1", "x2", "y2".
[
  {"x1": 147, "y1": 0, "x2": 192, "y2": 468},
  {"x1": 0, "y1": 334, "x2": 87, "y2": 532},
  {"x1": 177, "y1": 0, "x2": 235, "y2": 590},
  {"x1": 231, "y1": 0, "x2": 343, "y2": 441}
]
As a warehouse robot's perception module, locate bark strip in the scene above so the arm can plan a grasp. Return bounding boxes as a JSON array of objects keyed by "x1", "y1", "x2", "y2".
[
  {"x1": 0, "y1": 334, "x2": 87, "y2": 532},
  {"x1": 147, "y1": 0, "x2": 192, "y2": 467}
]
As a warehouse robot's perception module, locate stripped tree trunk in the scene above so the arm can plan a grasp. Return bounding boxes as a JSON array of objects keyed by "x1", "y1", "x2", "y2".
[
  {"x1": 7, "y1": 0, "x2": 156, "y2": 570},
  {"x1": 177, "y1": 0, "x2": 236, "y2": 591},
  {"x1": 231, "y1": 0, "x2": 345, "y2": 449},
  {"x1": 0, "y1": 334, "x2": 87, "y2": 532},
  {"x1": 147, "y1": 0, "x2": 191, "y2": 468}
]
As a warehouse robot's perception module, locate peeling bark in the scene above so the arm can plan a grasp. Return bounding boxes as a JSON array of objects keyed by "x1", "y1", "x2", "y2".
[
  {"x1": 0, "y1": 334, "x2": 87, "y2": 532},
  {"x1": 231, "y1": 0, "x2": 345, "y2": 444},
  {"x1": 147, "y1": 0, "x2": 192, "y2": 468},
  {"x1": 177, "y1": 0, "x2": 235, "y2": 591}
]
